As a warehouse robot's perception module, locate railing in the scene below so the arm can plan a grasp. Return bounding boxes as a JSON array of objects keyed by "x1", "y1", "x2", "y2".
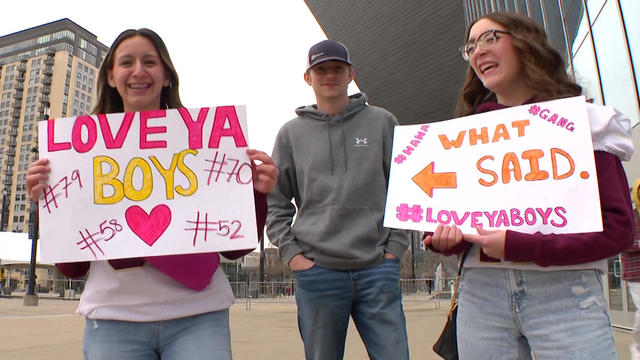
[
  {"x1": 1, "y1": 278, "x2": 457, "y2": 308},
  {"x1": 1, "y1": 278, "x2": 85, "y2": 299},
  {"x1": 231, "y1": 278, "x2": 455, "y2": 310}
]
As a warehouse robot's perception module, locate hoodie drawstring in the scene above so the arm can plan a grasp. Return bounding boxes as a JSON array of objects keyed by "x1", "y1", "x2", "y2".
[
  {"x1": 326, "y1": 121, "x2": 334, "y2": 176},
  {"x1": 340, "y1": 118, "x2": 347, "y2": 173},
  {"x1": 326, "y1": 119, "x2": 348, "y2": 175}
]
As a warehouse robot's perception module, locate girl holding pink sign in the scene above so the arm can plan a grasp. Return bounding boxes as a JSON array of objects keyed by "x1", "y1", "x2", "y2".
[
  {"x1": 26, "y1": 28, "x2": 278, "y2": 360},
  {"x1": 425, "y1": 12, "x2": 634, "y2": 359}
]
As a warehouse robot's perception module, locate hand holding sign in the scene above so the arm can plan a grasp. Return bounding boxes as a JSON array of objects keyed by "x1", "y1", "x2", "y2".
[
  {"x1": 246, "y1": 149, "x2": 279, "y2": 194},
  {"x1": 424, "y1": 223, "x2": 506, "y2": 260},
  {"x1": 423, "y1": 224, "x2": 463, "y2": 252},
  {"x1": 26, "y1": 158, "x2": 51, "y2": 201},
  {"x1": 463, "y1": 226, "x2": 506, "y2": 260}
]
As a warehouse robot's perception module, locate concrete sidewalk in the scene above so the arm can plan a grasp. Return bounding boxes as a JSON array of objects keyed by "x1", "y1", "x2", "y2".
[{"x1": 0, "y1": 297, "x2": 633, "y2": 359}]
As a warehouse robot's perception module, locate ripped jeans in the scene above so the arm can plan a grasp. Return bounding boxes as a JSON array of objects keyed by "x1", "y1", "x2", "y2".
[{"x1": 457, "y1": 268, "x2": 617, "y2": 360}]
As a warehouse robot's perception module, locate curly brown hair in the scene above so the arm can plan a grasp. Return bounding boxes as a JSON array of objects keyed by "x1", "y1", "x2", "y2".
[
  {"x1": 92, "y1": 28, "x2": 183, "y2": 114},
  {"x1": 456, "y1": 12, "x2": 582, "y2": 116}
]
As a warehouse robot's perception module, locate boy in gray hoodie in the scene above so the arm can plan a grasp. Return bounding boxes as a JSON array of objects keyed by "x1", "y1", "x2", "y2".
[{"x1": 266, "y1": 39, "x2": 410, "y2": 360}]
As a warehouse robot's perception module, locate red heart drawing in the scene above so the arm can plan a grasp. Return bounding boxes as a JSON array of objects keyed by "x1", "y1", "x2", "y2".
[{"x1": 125, "y1": 204, "x2": 172, "y2": 246}]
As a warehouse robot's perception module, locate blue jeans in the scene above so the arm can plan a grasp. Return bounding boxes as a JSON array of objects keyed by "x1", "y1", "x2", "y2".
[
  {"x1": 83, "y1": 309, "x2": 231, "y2": 360},
  {"x1": 457, "y1": 268, "x2": 617, "y2": 360},
  {"x1": 628, "y1": 282, "x2": 640, "y2": 359},
  {"x1": 294, "y1": 259, "x2": 409, "y2": 360}
]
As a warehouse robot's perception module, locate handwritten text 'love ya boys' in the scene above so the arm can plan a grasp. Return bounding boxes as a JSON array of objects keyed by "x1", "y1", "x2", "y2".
[{"x1": 46, "y1": 106, "x2": 248, "y2": 204}]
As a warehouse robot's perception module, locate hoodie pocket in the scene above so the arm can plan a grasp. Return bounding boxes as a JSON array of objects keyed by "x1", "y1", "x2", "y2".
[{"x1": 292, "y1": 206, "x2": 382, "y2": 261}]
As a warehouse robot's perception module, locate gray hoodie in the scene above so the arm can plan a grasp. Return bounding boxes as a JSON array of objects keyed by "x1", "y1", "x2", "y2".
[{"x1": 266, "y1": 93, "x2": 410, "y2": 270}]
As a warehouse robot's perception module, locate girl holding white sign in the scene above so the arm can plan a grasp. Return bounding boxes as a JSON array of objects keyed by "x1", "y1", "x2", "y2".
[
  {"x1": 425, "y1": 12, "x2": 634, "y2": 359},
  {"x1": 26, "y1": 28, "x2": 278, "y2": 360}
]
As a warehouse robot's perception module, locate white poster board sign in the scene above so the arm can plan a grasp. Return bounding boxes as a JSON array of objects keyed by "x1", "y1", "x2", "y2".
[
  {"x1": 384, "y1": 96, "x2": 602, "y2": 234},
  {"x1": 37, "y1": 106, "x2": 258, "y2": 263}
]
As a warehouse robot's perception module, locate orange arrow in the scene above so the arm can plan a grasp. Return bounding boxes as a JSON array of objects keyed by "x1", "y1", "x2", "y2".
[{"x1": 412, "y1": 162, "x2": 457, "y2": 197}]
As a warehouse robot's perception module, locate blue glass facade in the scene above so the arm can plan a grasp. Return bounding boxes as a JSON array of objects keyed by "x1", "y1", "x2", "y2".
[
  {"x1": 464, "y1": 0, "x2": 638, "y2": 125},
  {"x1": 463, "y1": 0, "x2": 639, "y2": 181}
]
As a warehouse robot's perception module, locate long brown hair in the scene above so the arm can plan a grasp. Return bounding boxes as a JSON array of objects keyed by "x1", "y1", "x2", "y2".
[
  {"x1": 92, "y1": 28, "x2": 183, "y2": 114},
  {"x1": 456, "y1": 12, "x2": 582, "y2": 116}
]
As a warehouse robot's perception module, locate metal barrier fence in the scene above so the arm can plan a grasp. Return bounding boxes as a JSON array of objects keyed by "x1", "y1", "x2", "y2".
[
  {"x1": 400, "y1": 278, "x2": 456, "y2": 309},
  {"x1": 1, "y1": 278, "x2": 85, "y2": 299},
  {"x1": 229, "y1": 281, "x2": 296, "y2": 310},
  {"x1": 1, "y1": 278, "x2": 456, "y2": 307},
  {"x1": 231, "y1": 278, "x2": 456, "y2": 310}
]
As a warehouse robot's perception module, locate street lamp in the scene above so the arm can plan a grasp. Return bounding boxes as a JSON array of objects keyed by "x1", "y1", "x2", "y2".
[
  {"x1": 24, "y1": 147, "x2": 38, "y2": 306},
  {"x1": 259, "y1": 239, "x2": 265, "y2": 284},
  {"x1": 411, "y1": 231, "x2": 418, "y2": 280}
]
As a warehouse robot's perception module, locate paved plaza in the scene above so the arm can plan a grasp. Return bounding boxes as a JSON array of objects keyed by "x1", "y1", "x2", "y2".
[{"x1": 0, "y1": 296, "x2": 633, "y2": 359}]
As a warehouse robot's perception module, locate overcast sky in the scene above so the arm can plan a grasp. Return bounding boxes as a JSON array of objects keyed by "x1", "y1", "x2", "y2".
[
  {"x1": 0, "y1": 0, "x2": 360, "y2": 155},
  {"x1": 0, "y1": 0, "x2": 362, "y2": 251}
]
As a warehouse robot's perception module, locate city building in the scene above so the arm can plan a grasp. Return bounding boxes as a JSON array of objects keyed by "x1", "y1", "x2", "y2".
[
  {"x1": 0, "y1": 18, "x2": 108, "y2": 233},
  {"x1": 0, "y1": 231, "x2": 60, "y2": 297}
]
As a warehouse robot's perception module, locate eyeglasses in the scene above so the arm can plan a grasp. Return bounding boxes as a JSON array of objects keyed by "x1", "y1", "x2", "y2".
[{"x1": 459, "y1": 30, "x2": 511, "y2": 61}]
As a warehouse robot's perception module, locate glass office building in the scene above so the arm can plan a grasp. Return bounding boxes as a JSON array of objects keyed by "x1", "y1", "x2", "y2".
[
  {"x1": 464, "y1": 0, "x2": 639, "y2": 328},
  {"x1": 463, "y1": 1, "x2": 638, "y2": 128}
]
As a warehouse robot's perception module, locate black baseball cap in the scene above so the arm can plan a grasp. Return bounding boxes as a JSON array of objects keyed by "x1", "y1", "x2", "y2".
[{"x1": 306, "y1": 40, "x2": 351, "y2": 70}]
